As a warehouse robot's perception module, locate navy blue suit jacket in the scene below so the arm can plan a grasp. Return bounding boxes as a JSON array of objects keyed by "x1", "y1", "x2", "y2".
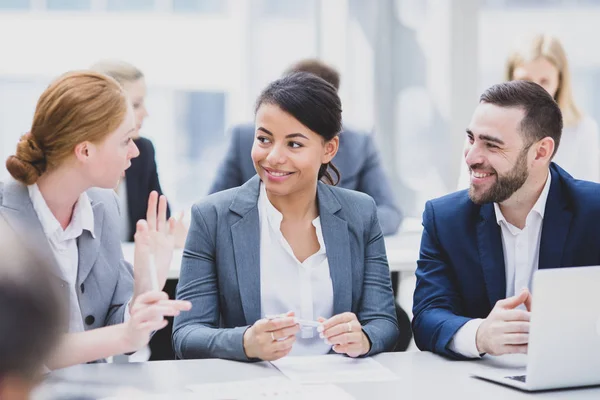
[
  {"x1": 412, "y1": 163, "x2": 600, "y2": 359},
  {"x1": 208, "y1": 123, "x2": 403, "y2": 235}
]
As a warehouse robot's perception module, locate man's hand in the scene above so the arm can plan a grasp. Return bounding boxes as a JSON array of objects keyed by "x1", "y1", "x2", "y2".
[{"x1": 476, "y1": 289, "x2": 532, "y2": 356}]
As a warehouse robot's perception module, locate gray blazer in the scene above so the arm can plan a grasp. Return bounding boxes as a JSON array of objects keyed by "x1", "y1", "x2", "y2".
[
  {"x1": 0, "y1": 179, "x2": 133, "y2": 332},
  {"x1": 173, "y1": 176, "x2": 399, "y2": 361},
  {"x1": 208, "y1": 123, "x2": 403, "y2": 235}
]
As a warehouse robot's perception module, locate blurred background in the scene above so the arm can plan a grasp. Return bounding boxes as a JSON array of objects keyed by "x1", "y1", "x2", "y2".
[{"x1": 1, "y1": 0, "x2": 600, "y2": 217}]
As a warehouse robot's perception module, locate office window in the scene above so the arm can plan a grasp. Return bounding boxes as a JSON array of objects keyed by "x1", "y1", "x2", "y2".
[
  {"x1": 257, "y1": 0, "x2": 314, "y2": 19},
  {"x1": 182, "y1": 91, "x2": 226, "y2": 161},
  {"x1": 172, "y1": 0, "x2": 225, "y2": 14},
  {"x1": 106, "y1": 0, "x2": 155, "y2": 12},
  {"x1": 482, "y1": 0, "x2": 600, "y2": 8},
  {"x1": 0, "y1": 0, "x2": 30, "y2": 10},
  {"x1": 46, "y1": 0, "x2": 91, "y2": 11}
]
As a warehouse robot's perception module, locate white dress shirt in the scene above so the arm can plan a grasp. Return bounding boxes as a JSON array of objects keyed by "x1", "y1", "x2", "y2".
[
  {"x1": 457, "y1": 115, "x2": 600, "y2": 188},
  {"x1": 28, "y1": 183, "x2": 95, "y2": 333},
  {"x1": 258, "y1": 183, "x2": 334, "y2": 356},
  {"x1": 448, "y1": 171, "x2": 551, "y2": 358}
]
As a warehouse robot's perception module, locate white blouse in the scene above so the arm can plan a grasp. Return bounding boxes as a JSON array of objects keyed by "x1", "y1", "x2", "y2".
[{"x1": 258, "y1": 183, "x2": 334, "y2": 356}]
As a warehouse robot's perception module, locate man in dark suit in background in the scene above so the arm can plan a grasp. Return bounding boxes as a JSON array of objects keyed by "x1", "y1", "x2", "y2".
[
  {"x1": 413, "y1": 80, "x2": 600, "y2": 359},
  {"x1": 209, "y1": 59, "x2": 410, "y2": 351}
]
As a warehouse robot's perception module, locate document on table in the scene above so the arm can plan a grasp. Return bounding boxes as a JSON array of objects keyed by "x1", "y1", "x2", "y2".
[
  {"x1": 271, "y1": 355, "x2": 398, "y2": 384},
  {"x1": 187, "y1": 376, "x2": 354, "y2": 399}
]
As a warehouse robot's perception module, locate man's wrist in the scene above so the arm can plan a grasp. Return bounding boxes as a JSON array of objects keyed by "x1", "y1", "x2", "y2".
[{"x1": 475, "y1": 323, "x2": 486, "y2": 354}]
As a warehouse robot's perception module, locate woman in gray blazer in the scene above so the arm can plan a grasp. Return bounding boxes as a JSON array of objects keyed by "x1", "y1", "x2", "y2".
[
  {"x1": 1, "y1": 71, "x2": 190, "y2": 368},
  {"x1": 173, "y1": 72, "x2": 399, "y2": 362}
]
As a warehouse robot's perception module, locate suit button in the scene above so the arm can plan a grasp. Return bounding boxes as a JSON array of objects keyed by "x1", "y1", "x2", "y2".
[
  {"x1": 80, "y1": 283, "x2": 85, "y2": 294},
  {"x1": 85, "y1": 315, "x2": 95, "y2": 325}
]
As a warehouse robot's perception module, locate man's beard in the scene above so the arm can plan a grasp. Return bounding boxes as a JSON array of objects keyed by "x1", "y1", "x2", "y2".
[{"x1": 468, "y1": 149, "x2": 529, "y2": 205}]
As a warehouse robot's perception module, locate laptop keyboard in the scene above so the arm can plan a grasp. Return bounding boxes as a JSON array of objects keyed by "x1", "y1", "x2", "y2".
[{"x1": 506, "y1": 375, "x2": 527, "y2": 383}]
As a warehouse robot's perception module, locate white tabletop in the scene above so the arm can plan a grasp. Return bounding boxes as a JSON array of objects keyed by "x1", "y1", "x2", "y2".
[
  {"x1": 120, "y1": 218, "x2": 423, "y2": 279},
  {"x1": 40, "y1": 352, "x2": 600, "y2": 399}
]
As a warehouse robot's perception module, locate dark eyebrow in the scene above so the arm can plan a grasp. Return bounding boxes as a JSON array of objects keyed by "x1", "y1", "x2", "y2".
[
  {"x1": 466, "y1": 129, "x2": 505, "y2": 145},
  {"x1": 257, "y1": 127, "x2": 308, "y2": 140}
]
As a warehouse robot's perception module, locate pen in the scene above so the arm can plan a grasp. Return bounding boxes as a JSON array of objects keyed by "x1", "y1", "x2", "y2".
[{"x1": 266, "y1": 314, "x2": 322, "y2": 328}]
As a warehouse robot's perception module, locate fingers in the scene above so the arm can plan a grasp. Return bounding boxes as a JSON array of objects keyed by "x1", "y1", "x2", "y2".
[
  {"x1": 155, "y1": 299, "x2": 192, "y2": 311},
  {"x1": 270, "y1": 324, "x2": 301, "y2": 341},
  {"x1": 325, "y1": 331, "x2": 363, "y2": 347},
  {"x1": 157, "y1": 195, "x2": 168, "y2": 234},
  {"x1": 134, "y1": 220, "x2": 149, "y2": 241},
  {"x1": 270, "y1": 334, "x2": 296, "y2": 351},
  {"x1": 146, "y1": 191, "x2": 158, "y2": 231},
  {"x1": 168, "y1": 217, "x2": 177, "y2": 236},
  {"x1": 132, "y1": 300, "x2": 191, "y2": 323},
  {"x1": 503, "y1": 333, "x2": 529, "y2": 345},
  {"x1": 524, "y1": 290, "x2": 532, "y2": 312},
  {"x1": 496, "y1": 289, "x2": 529, "y2": 310},
  {"x1": 502, "y1": 321, "x2": 530, "y2": 334},
  {"x1": 321, "y1": 318, "x2": 359, "y2": 340},
  {"x1": 320, "y1": 312, "x2": 356, "y2": 332},
  {"x1": 263, "y1": 317, "x2": 298, "y2": 332},
  {"x1": 499, "y1": 309, "x2": 530, "y2": 322},
  {"x1": 500, "y1": 344, "x2": 528, "y2": 355},
  {"x1": 332, "y1": 343, "x2": 363, "y2": 357},
  {"x1": 132, "y1": 290, "x2": 168, "y2": 307}
]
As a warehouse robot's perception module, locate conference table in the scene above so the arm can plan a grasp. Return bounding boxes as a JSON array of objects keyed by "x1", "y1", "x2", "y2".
[
  {"x1": 120, "y1": 217, "x2": 424, "y2": 278},
  {"x1": 36, "y1": 352, "x2": 600, "y2": 399}
]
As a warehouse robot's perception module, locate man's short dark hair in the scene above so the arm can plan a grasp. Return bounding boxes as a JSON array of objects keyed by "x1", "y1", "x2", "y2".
[
  {"x1": 284, "y1": 59, "x2": 341, "y2": 91},
  {"x1": 480, "y1": 80, "x2": 563, "y2": 157},
  {"x1": 0, "y1": 221, "x2": 64, "y2": 381}
]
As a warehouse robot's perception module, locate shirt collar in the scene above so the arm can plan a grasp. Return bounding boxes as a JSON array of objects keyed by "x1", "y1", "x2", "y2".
[
  {"x1": 494, "y1": 169, "x2": 552, "y2": 226},
  {"x1": 28, "y1": 183, "x2": 95, "y2": 240},
  {"x1": 258, "y1": 182, "x2": 325, "y2": 252}
]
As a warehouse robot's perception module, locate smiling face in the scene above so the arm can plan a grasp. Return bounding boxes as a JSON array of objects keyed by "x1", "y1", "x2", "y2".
[
  {"x1": 251, "y1": 103, "x2": 338, "y2": 199},
  {"x1": 464, "y1": 102, "x2": 533, "y2": 205}
]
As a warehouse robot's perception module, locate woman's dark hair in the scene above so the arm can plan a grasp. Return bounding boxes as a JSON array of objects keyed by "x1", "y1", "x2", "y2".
[{"x1": 255, "y1": 72, "x2": 343, "y2": 185}]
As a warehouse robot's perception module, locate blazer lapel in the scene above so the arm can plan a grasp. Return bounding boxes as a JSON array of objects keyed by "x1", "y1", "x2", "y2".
[
  {"x1": 0, "y1": 180, "x2": 66, "y2": 283},
  {"x1": 538, "y1": 166, "x2": 572, "y2": 270},
  {"x1": 477, "y1": 203, "x2": 506, "y2": 307},
  {"x1": 317, "y1": 183, "x2": 352, "y2": 315},
  {"x1": 230, "y1": 176, "x2": 262, "y2": 324},
  {"x1": 76, "y1": 198, "x2": 105, "y2": 286}
]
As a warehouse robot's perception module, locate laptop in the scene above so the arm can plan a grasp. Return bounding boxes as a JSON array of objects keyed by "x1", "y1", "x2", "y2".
[{"x1": 471, "y1": 265, "x2": 600, "y2": 391}]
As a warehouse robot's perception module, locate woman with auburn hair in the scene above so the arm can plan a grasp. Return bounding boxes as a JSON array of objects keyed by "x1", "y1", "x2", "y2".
[
  {"x1": 458, "y1": 33, "x2": 600, "y2": 187},
  {"x1": 0, "y1": 71, "x2": 190, "y2": 369},
  {"x1": 90, "y1": 60, "x2": 187, "y2": 246}
]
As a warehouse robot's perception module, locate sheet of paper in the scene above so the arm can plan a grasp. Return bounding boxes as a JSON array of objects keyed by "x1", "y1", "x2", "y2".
[
  {"x1": 271, "y1": 355, "x2": 398, "y2": 384},
  {"x1": 187, "y1": 376, "x2": 354, "y2": 399}
]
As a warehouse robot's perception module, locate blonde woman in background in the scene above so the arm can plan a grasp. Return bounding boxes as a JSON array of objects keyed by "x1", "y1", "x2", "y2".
[
  {"x1": 91, "y1": 60, "x2": 187, "y2": 247},
  {"x1": 458, "y1": 33, "x2": 600, "y2": 188}
]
